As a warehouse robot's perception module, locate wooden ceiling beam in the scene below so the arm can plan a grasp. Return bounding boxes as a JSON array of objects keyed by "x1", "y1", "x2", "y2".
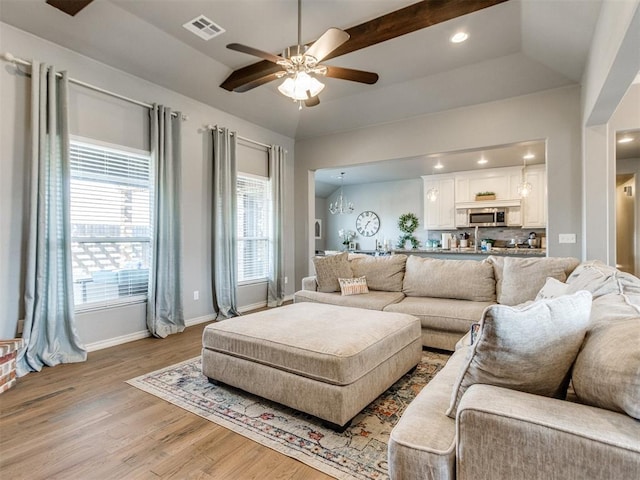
[{"x1": 220, "y1": 0, "x2": 508, "y2": 92}]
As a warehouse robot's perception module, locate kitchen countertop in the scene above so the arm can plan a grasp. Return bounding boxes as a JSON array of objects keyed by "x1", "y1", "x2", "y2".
[{"x1": 392, "y1": 247, "x2": 546, "y2": 257}]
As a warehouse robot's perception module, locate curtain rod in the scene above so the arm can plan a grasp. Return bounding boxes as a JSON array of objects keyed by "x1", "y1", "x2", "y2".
[
  {"x1": 1, "y1": 52, "x2": 187, "y2": 121},
  {"x1": 206, "y1": 125, "x2": 271, "y2": 150}
]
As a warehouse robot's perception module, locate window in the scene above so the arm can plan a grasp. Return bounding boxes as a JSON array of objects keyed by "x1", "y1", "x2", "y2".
[
  {"x1": 237, "y1": 174, "x2": 269, "y2": 283},
  {"x1": 69, "y1": 138, "x2": 153, "y2": 309}
]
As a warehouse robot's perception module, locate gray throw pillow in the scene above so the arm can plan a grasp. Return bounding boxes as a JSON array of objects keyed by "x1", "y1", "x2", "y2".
[
  {"x1": 312, "y1": 252, "x2": 352, "y2": 293},
  {"x1": 446, "y1": 290, "x2": 592, "y2": 418}
]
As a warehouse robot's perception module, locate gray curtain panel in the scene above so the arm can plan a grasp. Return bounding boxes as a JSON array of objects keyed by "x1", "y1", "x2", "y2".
[
  {"x1": 146, "y1": 105, "x2": 185, "y2": 338},
  {"x1": 17, "y1": 63, "x2": 87, "y2": 376},
  {"x1": 267, "y1": 145, "x2": 286, "y2": 307},
  {"x1": 212, "y1": 127, "x2": 240, "y2": 320}
]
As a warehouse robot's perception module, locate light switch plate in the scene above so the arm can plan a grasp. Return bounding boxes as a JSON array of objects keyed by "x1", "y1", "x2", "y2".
[{"x1": 558, "y1": 233, "x2": 576, "y2": 244}]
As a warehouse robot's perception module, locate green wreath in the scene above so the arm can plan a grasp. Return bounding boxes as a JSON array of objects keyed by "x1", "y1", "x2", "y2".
[
  {"x1": 397, "y1": 213, "x2": 420, "y2": 249},
  {"x1": 398, "y1": 213, "x2": 419, "y2": 233}
]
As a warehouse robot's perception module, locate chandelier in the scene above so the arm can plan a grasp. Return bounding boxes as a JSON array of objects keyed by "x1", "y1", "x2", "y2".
[
  {"x1": 329, "y1": 172, "x2": 354, "y2": 215},
  {"x1": 517, "y1": 156, "x2": 533, "y2": 198}
]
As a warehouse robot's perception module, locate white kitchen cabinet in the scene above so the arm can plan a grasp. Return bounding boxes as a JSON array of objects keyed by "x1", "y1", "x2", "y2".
[
  {"x1": 507, "y1": 206, "x2": 522, "y2": 226},
  {"x1": 455, "y1": 209, "x2": 469, "y2": 228},
  {"x1": 423, "y1": 175, "x2": 456, "y2": 229},
  {"x1": 521, "y1": 165, "x2": 546, "y2": 228},
  {"x1": 454, "y1": 166, "x2": 522, "y2": 204}
]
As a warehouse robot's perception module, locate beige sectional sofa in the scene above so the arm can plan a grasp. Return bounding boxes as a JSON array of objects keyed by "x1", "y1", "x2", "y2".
[
  {"x1": 294, "y1": 252, "x2": 579, "y2": 350},
  {"x1": 388, "y1": 260, "x2": 640, "y2": 480},
  {"x1": 296, "y1": 254, "x2": 639, "y2": 478}
]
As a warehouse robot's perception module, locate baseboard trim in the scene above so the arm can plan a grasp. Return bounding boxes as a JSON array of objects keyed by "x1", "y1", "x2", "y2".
[
  {"x1": 85, "y1": 330, "x2": 151, "y2": 352},
  {"x1": 238, "y1": 295, "x2": 294, "y2": 314},
  {"x1": 83, "y1": 298, "x2": 295, "y2": 352},
  {"x1": 185, "y1": 314, "x2": 217, "y2": 327}
]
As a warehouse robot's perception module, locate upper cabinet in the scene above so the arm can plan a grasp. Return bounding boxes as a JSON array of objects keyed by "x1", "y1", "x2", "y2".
[
  {"x1": 423, "y1": 165, "x2": 547, "y2": 230},
  {"x1": 521, "y1": 164, "x2": 547, "y2": 228},
  {"x1": 454, "y1": 166, "x2": 522, "y2": 207},
  {"x1": 423, "y1": 174, "x2": 456, "y2": 229}
]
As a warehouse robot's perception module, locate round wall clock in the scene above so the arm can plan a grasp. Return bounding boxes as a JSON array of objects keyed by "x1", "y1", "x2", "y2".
[{"x1": 356, "y1": 211, "x2": 381, "y2": 237}]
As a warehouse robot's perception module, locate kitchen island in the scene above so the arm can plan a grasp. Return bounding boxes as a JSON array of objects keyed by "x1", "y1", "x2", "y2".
[{"x1": 392, "y1": 247, "x2": 546, "y2": 261}]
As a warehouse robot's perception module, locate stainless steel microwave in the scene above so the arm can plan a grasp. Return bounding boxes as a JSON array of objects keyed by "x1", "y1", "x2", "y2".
[{"x1": 469, "y1": 207, "x2": 507, "y2": 227}]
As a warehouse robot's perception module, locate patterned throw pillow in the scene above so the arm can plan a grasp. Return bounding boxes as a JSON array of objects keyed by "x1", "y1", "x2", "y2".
[
  {"x1": 338, "y1": 276, "x2": 369, "y2": 296},
  {"x1": 446, "y1": 290, "x2": 592, "y2": 418}
]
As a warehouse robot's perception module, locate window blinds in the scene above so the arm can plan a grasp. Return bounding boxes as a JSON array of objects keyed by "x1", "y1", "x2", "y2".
[
  {"x1": 69, "y1": 139, "x2": 153, "y2": 309},
  {"x1": 237, "y1": 175, "x2": 269, "y2": 283}
]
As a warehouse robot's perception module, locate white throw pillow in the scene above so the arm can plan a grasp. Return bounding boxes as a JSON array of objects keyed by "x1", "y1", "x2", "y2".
[
  {"x1": 535, "y1": 277, "x2": 570, "y2": 300},
  {"x1": 446, "y1": 290, "x2": 592, "y2": 418}
]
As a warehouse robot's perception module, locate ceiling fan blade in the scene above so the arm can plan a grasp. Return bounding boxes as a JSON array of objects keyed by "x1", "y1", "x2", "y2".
[
  {"x1": 304, "y1": 93, "x2": 320, "y2": 107},
  {"x1": 232, "y1": 72, "x2": 281, "y2": 93},
  {"x1": 46, "y1": 0, "x2": 93, "y2": 16},
  {"x1": 324, "y1": 66, "x2": 378, "y2": 85},
  {"x1": 221, "y1": 0, "x2": 507, "y2": 91},
  {"x1": 226, "y1": 43, "x2": 285, "y2": 64},
  {"x1": 221, "y1": 61, "x2": 284, "y2": 93},
  {"x1": 305, "y1": 28, "x2": 350, "y2": 62}
]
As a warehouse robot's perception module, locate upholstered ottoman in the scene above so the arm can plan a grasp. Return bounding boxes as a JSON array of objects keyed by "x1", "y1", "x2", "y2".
[{"x1": 201, "y1": 303, "x2": 422, "y2": 429}]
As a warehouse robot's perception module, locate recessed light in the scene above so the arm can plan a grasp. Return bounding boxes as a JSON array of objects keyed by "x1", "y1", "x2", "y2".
[
  {"x1": 477, "y1": 158, "x2": 488, "y2": 165},
  {"x1": 434, "y1": 161, "x2": 444, "y2": 169},
  {"x1": 450, "y1": 32, "x2": 469, "y2": 44},
  {"x1": 618, "y1": 136, "x2": 634, "y2": 144},
  {"x1": 523, "y1": 153, "x2": 535, "y2": 160}
]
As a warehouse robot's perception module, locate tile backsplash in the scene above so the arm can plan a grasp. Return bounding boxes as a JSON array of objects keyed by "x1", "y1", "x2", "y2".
[{"x1": 426, "y1": 227, "x2": 546, "y2": 247}]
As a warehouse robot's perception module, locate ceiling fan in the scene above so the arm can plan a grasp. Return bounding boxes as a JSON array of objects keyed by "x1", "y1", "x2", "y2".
[
  {"x1": 222, "y1": 0, "x2": 508, "y2": 102},
  {"x1": 226, "y1": 0, "x2": 379, "y2": 108}
]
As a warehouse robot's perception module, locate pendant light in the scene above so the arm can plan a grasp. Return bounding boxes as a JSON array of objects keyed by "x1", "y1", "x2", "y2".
[
  {"x1": 517, "y1": 155, "x2": 533, "y2": 198},
  {"x1": 426, "y1": 160, "x2": 440, "y2": 202},
  {"x1": 329, "y1": 172, "x2": 354, "y2": 214}
]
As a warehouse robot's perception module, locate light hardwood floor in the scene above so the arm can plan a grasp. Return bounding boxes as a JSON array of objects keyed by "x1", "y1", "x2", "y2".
[{"x1": 0, "y1": 320, "x2": 333, "y2": 480}]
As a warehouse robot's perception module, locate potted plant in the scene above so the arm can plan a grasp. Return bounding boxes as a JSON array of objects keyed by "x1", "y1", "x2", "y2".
[{"x1": 475, "y1": 191, "x2": 496, "y2": 201}]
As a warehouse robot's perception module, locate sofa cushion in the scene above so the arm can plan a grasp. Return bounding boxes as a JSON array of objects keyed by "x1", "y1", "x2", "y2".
[
  {"x1": 338, "y1": 276, "x2": 369, "y2": 296},
  {"x1": 389, "y1": 347, "x2": 468, "y2": 480},
  {"x1": 312, "y1": 252, "x2": 352, "y2": 293},
  {"x1": 384, "y1": 296, "x2": 494, "y2": 335},
  {"x1": 403, "y1": 256, "x2": 496, "y2": 302},
  {"x1": 294, "y1": 289, "x2": 405, "y2": 311},
  {"x1": 488, "y1": 256, "x2": 580, "y2": 305},
  {"x1": 572, "y1": 275, "x2": 640, "y2": 420},
  {"x1": 350, "y1": 254, "x2": 407, "y2": 292},
  {"x1": 446, "y1": 290, "x2": 592, "y2": 418},
  {"x1": 565, "y1": 260, "x2": 623, "y2": 298}
]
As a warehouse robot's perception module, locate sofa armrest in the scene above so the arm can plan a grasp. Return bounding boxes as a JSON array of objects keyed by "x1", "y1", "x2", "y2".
[
  {"x1": 456, "y1": 384, "x2": 640, "y2": 480},
  {"x1": 301, "y1": 276, "x2": 318, "y2": 291}
]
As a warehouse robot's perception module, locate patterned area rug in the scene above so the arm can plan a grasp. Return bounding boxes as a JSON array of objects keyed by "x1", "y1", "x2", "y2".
[{"x1": 127, "y1": 350, "x2": 449, "y2": 480}]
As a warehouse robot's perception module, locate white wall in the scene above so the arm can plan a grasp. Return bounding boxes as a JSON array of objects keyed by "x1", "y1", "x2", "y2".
[
  {"x1": 581, "y1": 1, "x2": 640, "y2": 264},
  {"x1": 324, "y1": 179, "x2": 423, "y2": 251},
  {"x1": 0, "y1": 23, "x2": 296, "y2": 343},
  {"x1": 295, "y1": 86, "x2": 583, "y2": 286}
]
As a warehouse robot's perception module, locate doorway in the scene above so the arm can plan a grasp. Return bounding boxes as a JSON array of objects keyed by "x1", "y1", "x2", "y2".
[{"x1": 616, "y1": 129, "x2": 640, "y2": 275}]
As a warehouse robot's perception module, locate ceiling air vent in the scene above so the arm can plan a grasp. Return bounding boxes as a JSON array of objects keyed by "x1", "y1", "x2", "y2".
[{"x1": 183, "y1": 15, "x2": 225, "y2": 41}]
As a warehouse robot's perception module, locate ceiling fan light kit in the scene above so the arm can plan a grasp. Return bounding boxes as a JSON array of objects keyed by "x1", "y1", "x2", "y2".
[
  {"x1": 225, "y1": 0, "x2": 379, "y2": 108},
  {"x1": 277, "y1": 72, "x2": 324, "y2": 101}
]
